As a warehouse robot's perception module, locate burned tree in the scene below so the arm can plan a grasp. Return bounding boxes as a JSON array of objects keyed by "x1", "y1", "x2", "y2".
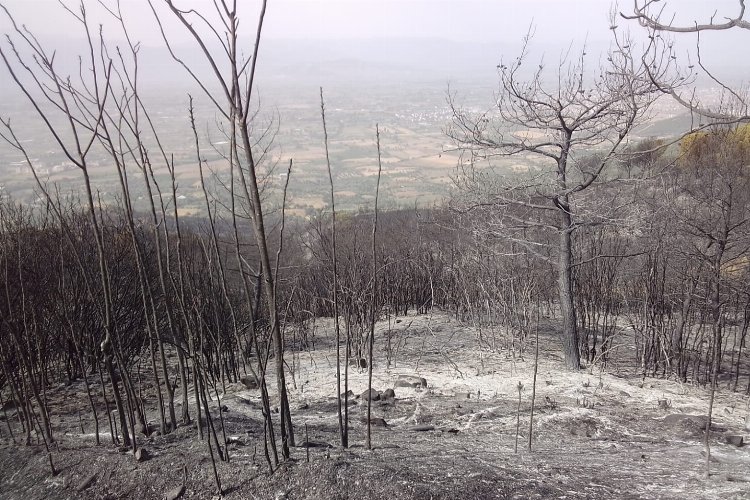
[
  {"x1": 448, "y1": 30, "x2": 675, "y2": 369},
  {"x1": 149, "y1": 0, "x2": 295, "y2": 457},
  {"x1": 623, "y1": 0, "x2": 749, "y2": 121}
]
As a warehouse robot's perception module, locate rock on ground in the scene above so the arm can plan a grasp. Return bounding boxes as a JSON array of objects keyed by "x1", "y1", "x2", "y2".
[
  {"x1": 394, "y1": 375, "x2": 427, "y2": 388},
  {"x1": 360, "y1": 388, "x2": 381, "y2": 401}
]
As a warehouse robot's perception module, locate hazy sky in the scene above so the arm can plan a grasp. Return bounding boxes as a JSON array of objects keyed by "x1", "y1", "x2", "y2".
[
  {"x1": 0, "y1": 0, "x2": 746, "y2": 45},
  {"x1": 0, "y1": 0, "x2": 746, "y2": 92}
]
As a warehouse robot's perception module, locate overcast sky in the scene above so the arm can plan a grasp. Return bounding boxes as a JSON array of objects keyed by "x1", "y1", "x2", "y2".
[
  {"x1": 0, "y1": 0, "x2": 746, "y2": 44},
  {"x1": 0, "y1": 0, "x2": 746, "y2": 92}
]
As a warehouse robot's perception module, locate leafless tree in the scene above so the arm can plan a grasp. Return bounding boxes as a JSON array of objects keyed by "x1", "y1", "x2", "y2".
[
  {"x1": 448, "y1": 29, "x2": 675, "y2": 368},
  {"x1": 366, "y1": 125, "x2": 383, "y2": 450},
  {"x1": 320, "y1": 88, "x2": 348, "y2": 449},
  {"x1": 149, "y1": 0, "x2": 295, "y2": 457},
  {"x1": 665, "y1": 126, "x2": 750, "y2": 476},
  {"x1": 0, "y1": 1, "x2": 136, "y2": 447},
  {"x1": 623, "y1": 0, "x2": 750, "y2": 121}
]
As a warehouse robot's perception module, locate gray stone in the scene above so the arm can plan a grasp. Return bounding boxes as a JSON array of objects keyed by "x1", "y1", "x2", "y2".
[
  {"x1": 394, "y1": 375, "x2": 427, "y2": 389},
  {"x1": 340, "y1": 389, "x2": 355, "y2": 399},
  {"x1": 76, "y1": 472, "x2": 97, "y2": 492},
  {"x1": 240, "y1": 375, "x2": 259, "y2": 390},
  {"x1": 165, "y1": 485, "x2": 186, "y2": 500},
  {"x1": 663, "y1": 414, "x2": 726, "y2": 435},
  {"x1": 663, "y1": 414, "x2": 708, "y2": 429},
  {"x1": 724, "y1": 435, "x2": 744, "y2": 447},
  {"x1": 381, "y1": 388, "x2": 396, "y2": 400},
  {"x1": 135, "y1": 448, "x2": 150, "y2": 462},
  {"x1": 369, "y1": 417, "x2": 388, "y2": 427},
  {"x1": 406, "y1": 425, "x2": 435, "y2": 432},
  {"x1": 360, "y1": 388, "x2": 381, "y2": 401}
]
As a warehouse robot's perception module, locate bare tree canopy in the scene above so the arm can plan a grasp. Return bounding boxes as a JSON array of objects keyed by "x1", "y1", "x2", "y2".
[
  {"x1": 448, "y1": 28, "x2": 676, "y2": 370},
  {"x1": 623, "y1": 0, "x2": 750, "y2": 121},
  {"x1": 624, "y1": 0, "x2": 750, "y2": 33}
]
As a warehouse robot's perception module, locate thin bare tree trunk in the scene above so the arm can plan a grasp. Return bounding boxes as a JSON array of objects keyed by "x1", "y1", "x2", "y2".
[
  {"x1": 705, "y1": 238, "x2": 727, "y2": 478},
  {"x1": 366, "y1": 125, "x2": 383, "y2": 450},
  {"x1": 320, "y1": 88, "x2": 346, "y2": 448},
  {"x1": 528, "y1": 306, "x2": 540, "y2": 451}
]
